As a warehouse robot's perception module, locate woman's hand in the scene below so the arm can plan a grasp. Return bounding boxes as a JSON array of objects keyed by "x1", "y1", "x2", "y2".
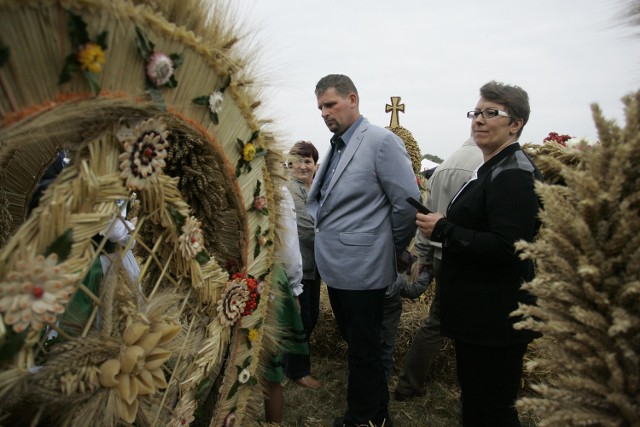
[{"x1": 416, "y1": 212, "x2": 444, "y2": 239}]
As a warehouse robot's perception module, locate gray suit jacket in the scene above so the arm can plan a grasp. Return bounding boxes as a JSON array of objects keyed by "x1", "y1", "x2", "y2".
[{"x1": 308, "y1": 118, "x2": 420, "y2": 290}]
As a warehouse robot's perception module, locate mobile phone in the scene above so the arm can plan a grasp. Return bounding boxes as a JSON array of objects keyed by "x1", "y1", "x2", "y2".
[{"x1": 406, "y1": 197, "x2": 431, "y2": 215}]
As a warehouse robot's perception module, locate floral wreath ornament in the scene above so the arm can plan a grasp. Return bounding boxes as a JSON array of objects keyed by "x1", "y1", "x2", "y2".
[
  {"x1": 0, "y1": 252, "x2": 77, "y2": 334},
  {"x1": 97, "y1": 320, "x2": 182, "y2": 424},
  {"x1": 135, "y1": 27, "x2": 184, "y2": 107},
  {"x1": 253, "y1": 225, "x2": 272, "y2": 258},
  {"x1": 235, "y1": 130, "x2": 265, "y2": 177},
  {"x1": 177, "y1": 215, "x2": 207, "y2": 261},
  {"x1": 58, "y1": 12, "x2": 108, "y2": 95},
  {"x1": 118, "y1": 117, "x2": 170, "y2": 190},
  {"x1": 248, "y1": 180, "x2": 268, "y2": 216},
  {"x1": 216, "y1": 273, "x2": 260, "y2": 327},
  {"x1": 192, "y1": 74, "x2": 231, "y2": 125}
]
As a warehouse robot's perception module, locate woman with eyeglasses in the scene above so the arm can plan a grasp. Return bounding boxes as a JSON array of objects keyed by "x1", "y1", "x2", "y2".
[{"x1": 416, "y1": 81, "x2": 543, "y2": 426}]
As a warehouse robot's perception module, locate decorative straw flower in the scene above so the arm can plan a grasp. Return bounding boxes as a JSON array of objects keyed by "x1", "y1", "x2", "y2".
[
  {"x1": 238, "y1": 368, "x2": 251, "y2": 384},
  {"x1": 97, "y1": 321, "x2": 181, "y2": 424},
  {"x1": 252, "y1": 196, "x2": 267, "y2": 212},
  {"x1": 76, "y1": 42, "x2": 106, "y2": 73},
  {"x1": 243, "y1": 142, "x2": 256, "y2": 162},
  {"x1": 217, "y1": 279, "x2": 249, "y2": 327},
  {"x1": 118, "y1": 118, "x2": 169, "y2": 190},
  {"x1": 224, "y1": 412, "x2": 237, "y2": 427},
  {"x1": 247, "y1": 328, "x2": 259, "y2": 342},
  {"x1": 178, "y1": 216, "x2": 204, "y2": 259},
  {"x1": 208, "y1": 91, "x2": 224, "y2": 114},
  {"x1": 146, "y1": 51, "x2": 175, "y2": 87},
  {"x1": 0, "y1": 253, "x2": 77, "y2": 333}
]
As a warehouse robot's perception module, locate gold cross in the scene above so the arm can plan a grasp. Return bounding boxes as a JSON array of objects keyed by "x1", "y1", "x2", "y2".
[{"x1": 385, "y1": 96, "x2": 405, "y2": 128}]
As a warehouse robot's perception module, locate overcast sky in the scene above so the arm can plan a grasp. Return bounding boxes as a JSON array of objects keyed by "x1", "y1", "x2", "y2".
[{"x1": 238, "y1": 0, "x2": 639, "y2": 163}]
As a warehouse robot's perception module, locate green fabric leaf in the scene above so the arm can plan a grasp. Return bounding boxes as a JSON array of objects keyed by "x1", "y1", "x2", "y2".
[
  {"x1": 169, "y1": 53, "x2": 183, "y2": 69},
  {"x1": 0, "y1": 330, "x2": 28, "y2": 362},
  {"x1": 195, "y1": 377, "x2": 212, "y2": 400},
  {"x1": 83, "y1": 70, "x2": 101, "y2": 95},
  {"x1": 236, "y1": 138, "x2": 245, "y2": 150},
  {"x1": 220, "y1": 74, "x2": 231, "y2": 92},
  {"x1": 44, "y1": 229, "x2": 74, "y2": 262},
  {"x1": 260, "y1": 208, "x2": 269, "y2": 216},
  {"x1": 209, "y1": 111, "x2": 219, "y2": 125},
  {"x1": 135, "y1": 27, "x2": 154, "y2": 61},
  {"x1": 195, "y1": 250, "x2": 210, "y2": 265},
  {"x1": 58, "y1": 54, "x2": 77, "y2": 84},
  {"x1": 242, "y1": 356, "x2": 252, "y2": 368},
  {"x1": 253, "y1": 243, "x2": 260, "y2": 258},
  {"x1": 68, "y1": 12, "x2": 89, "y2": 47},
  {"x1": 249, "y1": 130, "x2": 260, "y2": 142},
  {"x1": 254, "y1": 148, "x2": 266, "y2": 158},
  {"x1": 192, "y1": 95, "x2": 209, "y2": 105},
  {"x1": 227, "y1": 380, "x2": 239, "y2": 400},
  {"x1": 96, "y1": 31, "x2": 108, "y2": 50},
  {"x1": 253, "y1": 180, "x2": 262, "y2": 197},
  {"x1": 0, "y1": 46, "x2": 9, "y2": 67},
  {"x1": 147, "y1": 86, "x2": 167, "y2": 111},
  {"x1": 165, "y1": 75, "x2": 178, "y2": 88},
  {"x1": 168, "y1": 205, "x2": 187, "y2": 230}
]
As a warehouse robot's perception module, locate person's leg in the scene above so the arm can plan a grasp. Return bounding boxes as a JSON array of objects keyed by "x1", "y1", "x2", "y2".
[
  {"x1": 329, "y1": 287, "x2": 390, "y2": 426},
  {"x1": 264, "y1": 381, "x2": 283, "y2": 424},
  {"x1": 394, "y1": 285, "x2": 443, "y2": 397},
  {"x1": 285, "y1": 276, "x2": 322, "y2": 381},
  {"x1": 456, "y1": 340, "x2": 527, "y2": 427},
  {"x1": 380, "y1": 293, "x2": 402, "y2": 383}
]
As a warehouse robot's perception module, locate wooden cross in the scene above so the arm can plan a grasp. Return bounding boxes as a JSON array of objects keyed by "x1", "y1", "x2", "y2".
[{"x1": 385, "y1": 96, "x2": 405, "y2": 128}]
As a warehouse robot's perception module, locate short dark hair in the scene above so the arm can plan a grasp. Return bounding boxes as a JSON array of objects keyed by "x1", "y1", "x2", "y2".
[
  {"x1": 289, "y1": 140, "x2": 319, "y2": 164},
  {"x1": 315, "y1": 74, "x2": 358, "y2": 98},
  {"x1": 479, "y1": 81, "x2": 530, "y2": 137}
]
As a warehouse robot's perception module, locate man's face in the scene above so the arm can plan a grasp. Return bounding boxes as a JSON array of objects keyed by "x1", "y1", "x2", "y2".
[{"x1": 317, "y1": 87, "x2": 357, "y2": 135}]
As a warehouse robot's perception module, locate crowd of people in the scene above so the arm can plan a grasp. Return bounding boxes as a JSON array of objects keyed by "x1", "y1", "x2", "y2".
[{"x1": 269, "y1": 74, "x2": 543, "y2": 427}]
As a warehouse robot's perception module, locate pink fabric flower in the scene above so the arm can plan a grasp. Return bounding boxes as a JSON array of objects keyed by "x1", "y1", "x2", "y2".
[
  {"x1": 146, "y1": 52, "x2": 174, "y2": 87},
  {"x1": 253, "y1": 196, "x2": 267, "y2": 211}
]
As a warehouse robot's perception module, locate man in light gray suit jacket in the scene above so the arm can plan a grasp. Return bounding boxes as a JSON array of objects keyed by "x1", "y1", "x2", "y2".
[{"x1": 308, "y1": 74, "x2": 420, "y2": 427}]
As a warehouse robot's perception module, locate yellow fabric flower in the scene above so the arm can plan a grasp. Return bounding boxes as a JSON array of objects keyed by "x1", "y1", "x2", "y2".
[
  {"x1": 243, "y1": 142, "x2": 256, "y2": 162},
  {"x1": 247, "y1": 328, "x2": 259, "y2": 342},
  {"x1": 76, "y1": 42, "x2": 105, "y2": 73}
]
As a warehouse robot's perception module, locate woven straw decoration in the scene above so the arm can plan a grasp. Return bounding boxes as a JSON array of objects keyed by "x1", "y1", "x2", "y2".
[{"x1": 0, "y1": 1, "x2": 287, "y2": 425}]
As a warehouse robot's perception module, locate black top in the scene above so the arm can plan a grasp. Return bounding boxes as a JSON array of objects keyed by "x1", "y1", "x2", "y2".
[{"x1": 431, "y1": 143, "x2": 543, "y2": 346}]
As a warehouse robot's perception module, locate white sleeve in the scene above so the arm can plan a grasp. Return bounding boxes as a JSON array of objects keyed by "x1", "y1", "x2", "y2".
[{"x1": 278, "y1": 186, "x2": 303, "y2": 296}]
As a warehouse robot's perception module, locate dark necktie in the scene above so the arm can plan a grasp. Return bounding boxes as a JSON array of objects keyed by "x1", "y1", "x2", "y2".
[{"x1": 319, "y1": 136, "x2": 344, "y2": 201}]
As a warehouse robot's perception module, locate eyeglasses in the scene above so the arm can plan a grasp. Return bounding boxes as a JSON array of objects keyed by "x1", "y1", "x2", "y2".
[{"x1": 466, "y1": 109, "x2": 510, "y2": 119}]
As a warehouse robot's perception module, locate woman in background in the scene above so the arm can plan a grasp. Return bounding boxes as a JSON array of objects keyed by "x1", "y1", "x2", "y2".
[{"x1": 284, "y1": 140, "x2": 322, "y2": 389}]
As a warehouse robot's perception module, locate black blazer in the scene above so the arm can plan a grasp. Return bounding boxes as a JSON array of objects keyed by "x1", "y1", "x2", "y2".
[{"x1": 431, "y1": 143, "x2": 543, "y2": 346}]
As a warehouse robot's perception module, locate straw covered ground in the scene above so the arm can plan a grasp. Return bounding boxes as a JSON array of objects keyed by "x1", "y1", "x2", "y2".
[{"x1": 251, "y1": 285, "x2": 548, "y2": 426}]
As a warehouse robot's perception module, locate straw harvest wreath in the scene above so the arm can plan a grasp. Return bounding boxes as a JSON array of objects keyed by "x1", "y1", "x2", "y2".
[{"x1": 0, "y1": 1, "x2": 289, "y2": 425}]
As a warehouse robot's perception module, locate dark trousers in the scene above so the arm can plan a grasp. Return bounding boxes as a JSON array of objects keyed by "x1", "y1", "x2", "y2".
[
  {"x1": 328, "y1": 286, "x2": 390, "y2": 426},
  {"x1": 284, "y1": 275, "x2": 321, "y2": 379},
  {"x1": 455, "y1": 340, "x2": 528, "y2": 427},
  {"x1": 394, "y1": 284, "x2": 443, "y2": 395}
]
